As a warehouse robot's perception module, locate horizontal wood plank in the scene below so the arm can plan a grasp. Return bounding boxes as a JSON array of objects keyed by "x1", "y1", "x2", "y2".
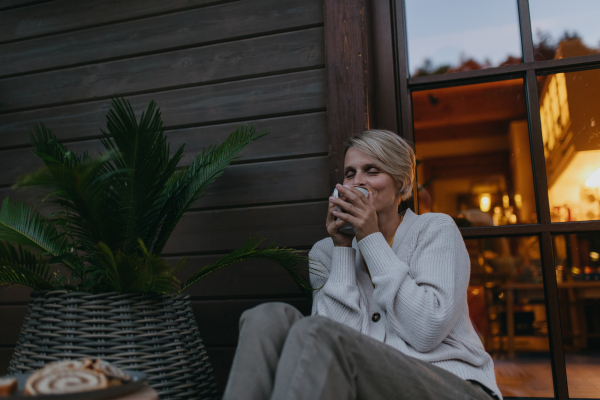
[
  {"x1": 178, "y1": 253, "x2": 309, "y2": 298},
  {"x1": 0, "y1": 298, "x2": 311, "y2": 346},
  {"x1": 0, "y1": 28, "x2": 324, "y2": 112},
  {"x1": 0, "y1": 347, "x2": 13, "y2": 375},
  {"x1": 0, "y1": 112, "x2": 327, "y2": 185},
  {"x1": 193, "y1": 298, "x2": 311, "y2": 346},
  {"x1": 0, "y1": 155, "x2": 330, "y2": 208},
  {"x1": 194, "y1": 156, "x2": 330, "y2": 209},
  {"x1": 0, "y1": 0, "x2": 57, "y2": 11},
  {"x1": 163, "y1": 201, "x2": 328, "y2": 255},
  {"x1": 0, "y1": 286, "x2": 31, "y2": 304},
  {"x1": 0, "y1": 0, "x2": 225, "y2": 42},
  {"x1": 0, "y1": 153, "x2": 331, "y2": 209},
  {"x1": 0, "y1": 69, "x2": 326, "y2": 148},
  {"x1": 204, "y1": 347, "x2": 235, "y2": 394},
  {"x1": 0, "y1": 306, "x2": 27, "y2": 345},
  {"x1": 0, "y1": 0, "x2": 323, "y2": 77}
]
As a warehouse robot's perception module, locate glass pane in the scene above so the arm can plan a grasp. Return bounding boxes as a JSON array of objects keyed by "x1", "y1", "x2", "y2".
[
  {"x1": 540, "y1": 69, "x2": 600, "y2": 222},
  {"x1": 465, "y1": 235, "x2": 553, "y2": 398},
  {"x1": 405, "y1": 0, "x2": 522, "y2": 77},
  {"x1": 413, "y1": 79, "x2": 538, "y2": 225},
  {"x1": 553, "y1": 233, "x2": 600, "y2": 398},
  {"x1": 530, "y1": 0, "x2": 600, "y2": 61}
]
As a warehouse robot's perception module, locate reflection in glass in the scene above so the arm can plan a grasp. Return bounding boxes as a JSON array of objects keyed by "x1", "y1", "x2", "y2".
[
  {"x1": 412, "y1": 79, "x2": 538, "y2": 225},
  {"x1": 530, "y1": 0, "x2": 600, "y2": 61},
  {"x1": 540, "y1": 69, "x2": 600, "y2": 222},
  {"x1": 465, "y1": 236, "x2": 553, "y2": 398},
  {"x1": 405, "y1": 0, "x2": 522, "y2": 77},
  {"x1": 553, "y1": 233, "x2": 600, "y2": 398}
]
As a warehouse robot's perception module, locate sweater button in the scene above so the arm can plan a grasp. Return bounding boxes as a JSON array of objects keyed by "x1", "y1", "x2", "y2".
[{"x1": 372, "y1": 312, "x2": 380, "y2": 322}]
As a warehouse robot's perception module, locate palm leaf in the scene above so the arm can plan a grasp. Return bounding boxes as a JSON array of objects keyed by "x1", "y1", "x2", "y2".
[
  {"x1": 149, "y1": 125, "x2": 269, "y2": 255},
  {"x1": 0, "y1": 241, "x2": 54, "y2": 290},
  {"x1": 15, "y1": 153, "x2": 124, "y2": 269},
  {"x1": 94, "y1": 239, "x2": 180, "y2": 294},
  {"x1": 100, "y1": 98, "x2": 184, "y2": 255},
  {"x1": 0, "y1": 198, "x2": 80, "y2": 271},
  {"x1": 29, "y1": 123, "x2": 85, "y2": 168},
  {"x1": 179, "y1": 236, "x2": 314, "y2": 298}
]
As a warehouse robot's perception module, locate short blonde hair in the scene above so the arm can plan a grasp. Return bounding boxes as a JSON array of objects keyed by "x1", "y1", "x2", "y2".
[{"x1": 344, "y1": 129, "x2": 416, "y2": 201}]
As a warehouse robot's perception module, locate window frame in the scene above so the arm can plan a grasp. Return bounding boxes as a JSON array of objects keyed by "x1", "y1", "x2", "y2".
[{"x1": 385, "y1": 1, "x2": 600, "y2": 399}]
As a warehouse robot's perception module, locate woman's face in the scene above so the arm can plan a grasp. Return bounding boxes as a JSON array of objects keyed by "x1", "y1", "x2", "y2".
[{"x1": 343, "y1": 147, "x2": 402, "y2": 214}]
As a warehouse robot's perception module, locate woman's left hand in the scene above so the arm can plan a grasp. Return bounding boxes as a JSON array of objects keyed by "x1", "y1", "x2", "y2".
[{"x1": 330, "y1": 184, "x2": 379, "y2": 241}]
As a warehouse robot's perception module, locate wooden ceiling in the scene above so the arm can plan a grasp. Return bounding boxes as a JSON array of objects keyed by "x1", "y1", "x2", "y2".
[{"x1": 412, "y1": 79, "x2": 527, "y2": 142}]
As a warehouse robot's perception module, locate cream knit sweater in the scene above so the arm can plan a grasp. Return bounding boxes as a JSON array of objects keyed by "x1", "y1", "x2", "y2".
[{"x1": 309, "y1": 209, "x2": 501, "y2": 399}]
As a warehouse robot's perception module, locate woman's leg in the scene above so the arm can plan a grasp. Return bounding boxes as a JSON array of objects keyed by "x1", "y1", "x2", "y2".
[
  {"x1": 222, "y1": 302, "x2": 304, "y2": 400},
  {"x1": 270, "y1": 316, "x2": 495, "y2": 400}
]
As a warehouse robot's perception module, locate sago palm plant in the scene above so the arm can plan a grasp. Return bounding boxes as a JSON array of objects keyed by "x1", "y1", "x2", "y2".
[{"x1": 0, "y1": 98, "x2": 315, "y2": 296}]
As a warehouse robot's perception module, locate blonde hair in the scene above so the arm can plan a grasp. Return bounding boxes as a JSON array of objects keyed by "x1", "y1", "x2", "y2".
[{"x1": 344, "y1": 129, "x2": 416, "y2": 201}]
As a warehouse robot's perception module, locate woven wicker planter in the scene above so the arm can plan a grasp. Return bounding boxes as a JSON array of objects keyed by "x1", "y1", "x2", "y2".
[{"x1": 8, "y1": 291, "x2": 217, "y2": 400}]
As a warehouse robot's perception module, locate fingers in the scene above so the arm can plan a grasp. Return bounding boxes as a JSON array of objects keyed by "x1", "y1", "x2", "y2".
[
  {"x1": 336, "y1": 184, "x2": 369, "y2": 207},
  {"x1": 326, "y1": 201, "x2": 336, "y2": 224},
  {"x1": 329, "y1": 196, "x2": 356, "y2": 214}
]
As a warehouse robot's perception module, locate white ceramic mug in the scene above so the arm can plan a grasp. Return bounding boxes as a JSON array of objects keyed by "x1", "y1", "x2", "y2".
[{"x1": 332, "y1": 186, "x2": 369, "y2": 235}]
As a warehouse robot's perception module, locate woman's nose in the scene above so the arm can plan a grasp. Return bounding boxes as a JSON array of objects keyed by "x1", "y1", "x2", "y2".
[{"x1": 353, "y1": 172, "x2": 367, "y2": 186}]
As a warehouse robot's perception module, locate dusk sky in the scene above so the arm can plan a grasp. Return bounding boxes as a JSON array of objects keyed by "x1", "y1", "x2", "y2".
[{"x1": 405, "y1": 0, "x2": 600, "y2": 75}]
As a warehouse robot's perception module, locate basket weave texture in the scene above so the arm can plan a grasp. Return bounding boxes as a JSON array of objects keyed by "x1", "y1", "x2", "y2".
[{"x1": 8, "y1": 291, "x2": 217, "y2": 400}]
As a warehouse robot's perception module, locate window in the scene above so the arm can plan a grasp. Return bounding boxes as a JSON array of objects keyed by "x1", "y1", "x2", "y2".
[{"x1": 388, "y1": 1, "x2": 600, "y2": 398}]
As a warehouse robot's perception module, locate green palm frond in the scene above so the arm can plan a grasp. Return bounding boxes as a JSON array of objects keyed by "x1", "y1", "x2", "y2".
[
  {"x1": 0, "y1": 198, "x2": 81, "y2": 273},
  {"x1": 15, "y1": 151, "x2": 124, "y2": 261},
  {"x1": 29, "y1": 123, "x2": 85, "y2": 168},
  {"x1": 100, "y1": 98, "x2": 184, "y2": 255},
  {"x1": 149, "y1": 125, "x2": 269, "y2": 255},
  {"x1": 180, "y1": 236, "x2": 313, "y2": 297},
  {"x1": 0, "y1": 241, "x2": 54, "y2": 290},
  {"x1": 94, "y1": 239, "x2": 180, "y2": 294}
]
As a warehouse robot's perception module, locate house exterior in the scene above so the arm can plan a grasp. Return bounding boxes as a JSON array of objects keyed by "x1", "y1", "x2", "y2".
[{"x1": 1, "y1": 1, "x2": 599, "y2": 398}]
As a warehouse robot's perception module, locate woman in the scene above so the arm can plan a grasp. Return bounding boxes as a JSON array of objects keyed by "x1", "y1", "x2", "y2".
[{"x1": 223, "y1": 130, "x2": 501, "y2": 400}]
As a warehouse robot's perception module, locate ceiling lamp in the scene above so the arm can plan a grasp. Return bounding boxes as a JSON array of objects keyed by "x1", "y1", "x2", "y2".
[
  {"x1": 585, "y1": 167, "x2": 600, "y2": 187},
  {"x1": 479, "y1": 193, "x2": 491, "y2": 212}
]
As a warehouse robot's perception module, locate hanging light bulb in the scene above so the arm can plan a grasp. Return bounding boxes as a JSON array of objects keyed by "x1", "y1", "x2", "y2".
[
  {"x1": 514, "y1": 194, "x2": 522, "y2": 209},
  {"x1": 479, "y1": 193, "x2": 491, "y2": 212},
  {"x1": 585, "y1": 167, "x2": 600, "y2": 187}
]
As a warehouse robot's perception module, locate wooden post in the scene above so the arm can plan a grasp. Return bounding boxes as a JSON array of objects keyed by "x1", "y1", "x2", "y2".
[{"x1": 324, "y1": 0, "x2": 373, "y2": 188}]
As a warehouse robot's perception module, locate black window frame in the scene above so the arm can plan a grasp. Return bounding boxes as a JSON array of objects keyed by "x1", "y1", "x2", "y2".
[{"x1": 389, "y1": 1, "x2": 600, "y2": 399}]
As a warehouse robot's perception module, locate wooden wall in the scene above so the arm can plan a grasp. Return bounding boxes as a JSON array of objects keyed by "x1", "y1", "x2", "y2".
[{"x1": 0, "y1": 0, "x2": 328, "y2": 393}]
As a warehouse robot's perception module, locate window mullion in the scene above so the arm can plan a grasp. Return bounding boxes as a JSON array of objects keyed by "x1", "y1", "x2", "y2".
[
  {"x1": 525, "y1": 67, "x2": 569, "y2": 400},
  {"x1": 540, "y1": 231, "x2": 570, "y2": 400},
  {"x1": 517, "y1": 0, "x2": 535, "y2": 63},
  {"x1": 391, "y1": 0, "x2": 417, "y2": 212}
]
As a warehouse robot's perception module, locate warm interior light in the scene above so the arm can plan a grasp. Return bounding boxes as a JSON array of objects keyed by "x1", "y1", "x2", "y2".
[
  {"x1": 514, "y1": 194, "x2": 522, "y2": 209},
  {"x1": 585, "y1": 167, "x2": 600, "y2": 187},
  {"x1": 479, "y1": 193, "x2": 491, "y2": 212},
  {"x1": 502, "y1": 194, "x2": 509, "y2": 209},
  {"x1": 590, "y1": 251, "x2": 599, "y2": 262}
]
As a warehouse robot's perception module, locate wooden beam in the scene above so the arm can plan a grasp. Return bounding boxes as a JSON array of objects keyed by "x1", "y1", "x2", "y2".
[{"x1": 324, "y1": 0, "x2": 373, "y2": 188}]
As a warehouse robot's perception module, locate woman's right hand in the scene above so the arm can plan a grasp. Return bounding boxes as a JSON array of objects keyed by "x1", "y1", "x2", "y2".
[{"x1": 327, "y1": 198, "x2": 353, "y2": 247}]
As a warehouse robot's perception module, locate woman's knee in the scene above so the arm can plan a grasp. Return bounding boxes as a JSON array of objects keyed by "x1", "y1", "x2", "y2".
[
  {"x1": 239, "y1": 302, "x2": 303, "y2": 330},
  {"x1": 287, "y1": 315, "x2": 331, "y2": 340}
]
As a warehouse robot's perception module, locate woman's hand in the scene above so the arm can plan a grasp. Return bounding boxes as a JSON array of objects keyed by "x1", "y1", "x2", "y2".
[
  {"x1": 326, "y1": 196, "x2": 353, "y2": 247},
  {"x1": 329, "y1": 184, "x2": 379, "y2": 242}
]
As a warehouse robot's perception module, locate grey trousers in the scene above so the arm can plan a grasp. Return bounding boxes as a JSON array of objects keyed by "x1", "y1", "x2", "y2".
[{"x1": 222, "y1": 302, "x2": 496, "y2": 400}]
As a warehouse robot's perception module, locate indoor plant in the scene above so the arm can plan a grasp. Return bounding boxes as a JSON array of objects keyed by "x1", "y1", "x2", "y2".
[{"x1": 0, "y1": 98, "x2": 312, "y2": 399}]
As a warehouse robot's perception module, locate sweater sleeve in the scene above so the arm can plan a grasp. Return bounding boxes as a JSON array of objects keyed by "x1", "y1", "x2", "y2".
[
  {"x1": 309, "y1": 240, "x2": 364, "y2": 332},
  {"x1": 357, "y1": 215, "x2": 469, "y2": 352}
]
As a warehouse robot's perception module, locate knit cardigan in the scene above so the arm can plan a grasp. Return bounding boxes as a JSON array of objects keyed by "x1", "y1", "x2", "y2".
[{"x1": 309, "y1": 208, "x2": 501, "y2": 399}]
